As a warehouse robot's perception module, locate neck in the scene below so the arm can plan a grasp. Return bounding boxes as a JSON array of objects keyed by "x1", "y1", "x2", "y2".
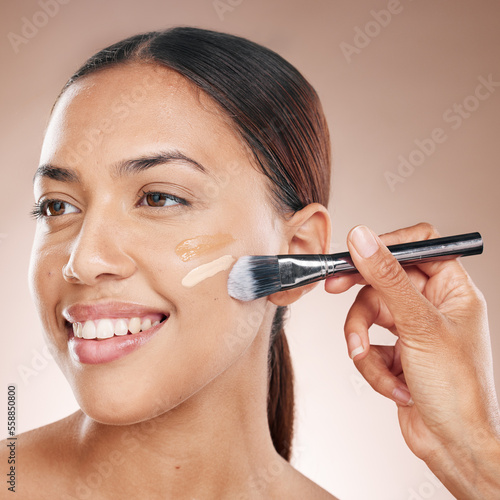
[{"x1": 71, "y1": 326, "x2": 288, "y2": 499}]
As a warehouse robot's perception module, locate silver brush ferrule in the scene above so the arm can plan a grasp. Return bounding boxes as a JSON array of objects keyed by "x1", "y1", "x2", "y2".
[{"x1": 277, "y1": 255, "x2": 337, "y2": 290}]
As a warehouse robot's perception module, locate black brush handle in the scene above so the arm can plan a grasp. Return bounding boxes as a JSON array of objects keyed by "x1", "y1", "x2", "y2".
[{"x1": 329, "y1": 232, "x2": 483, "y2": 276}]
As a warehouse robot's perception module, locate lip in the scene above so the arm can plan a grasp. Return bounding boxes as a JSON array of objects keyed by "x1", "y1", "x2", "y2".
[
  {"x1": 63, "y1": 301, "x2": 169, "y2": 365},
  {"x1": 63, "y1": 300, "x2": 168, "y2": 323}
]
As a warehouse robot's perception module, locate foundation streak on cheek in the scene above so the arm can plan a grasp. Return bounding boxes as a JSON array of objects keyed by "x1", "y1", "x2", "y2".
[
  {"x1": 175, "y1": 234, "x2": 236, "y2": 262},
  {"x1": 182, "y1": 255, "x2": 235, "y2": 288}
]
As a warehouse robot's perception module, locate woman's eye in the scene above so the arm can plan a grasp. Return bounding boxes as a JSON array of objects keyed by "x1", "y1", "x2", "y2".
[
  {"x1": 138, "y1": 191, "x2": 186, "y2": 208},
  {"x1": 31, "y1": 199, "x2": 80, "y2": 219}
]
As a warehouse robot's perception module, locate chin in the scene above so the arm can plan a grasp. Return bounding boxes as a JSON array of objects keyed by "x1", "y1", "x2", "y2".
[{"x1": 73, "y1": 382, "x2": 181, "y2": 426}]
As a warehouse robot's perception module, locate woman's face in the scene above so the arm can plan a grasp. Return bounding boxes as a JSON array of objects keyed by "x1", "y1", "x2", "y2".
[{"x1": 29, "y1": 63, "x2": 286, "y2": 423}]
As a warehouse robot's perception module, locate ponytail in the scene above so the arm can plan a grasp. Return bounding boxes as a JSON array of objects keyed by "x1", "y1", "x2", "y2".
[{"x1": 267, "y1": 305, "x2": 295, "y2": 461}]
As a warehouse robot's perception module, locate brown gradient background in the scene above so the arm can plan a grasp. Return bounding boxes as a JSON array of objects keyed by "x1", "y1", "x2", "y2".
[{"x1": 1, "y1": 1, "x2": 499, "y2": 498}]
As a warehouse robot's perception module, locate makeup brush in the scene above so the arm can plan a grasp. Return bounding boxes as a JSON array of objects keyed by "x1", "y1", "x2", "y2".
[{"x1": 227, "y1": 232, "x2": 483, "y2": 301}]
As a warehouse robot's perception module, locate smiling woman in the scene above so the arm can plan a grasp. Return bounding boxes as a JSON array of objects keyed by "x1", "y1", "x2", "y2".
[
  {"x1": 13, "y1": 27, "x2": 336, "y2": 499},
  {"x1": 2, "y1": 22, "x2": 500, "y2": 500}
]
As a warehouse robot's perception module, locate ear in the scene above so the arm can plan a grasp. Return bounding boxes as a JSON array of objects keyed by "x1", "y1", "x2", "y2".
[{"x1": 268, "y1": 203, "x2": 331, "y2": 306}]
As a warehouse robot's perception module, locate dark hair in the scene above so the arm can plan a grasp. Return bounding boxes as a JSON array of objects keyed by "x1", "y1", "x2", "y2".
[{"x1": 57, "y1": 26, "x2": 331, "y2": 461}]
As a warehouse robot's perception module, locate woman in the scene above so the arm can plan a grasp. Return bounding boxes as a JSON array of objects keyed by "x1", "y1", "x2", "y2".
[{"x1": 3, "y1": 26, "x2": 500, "y2": 498}]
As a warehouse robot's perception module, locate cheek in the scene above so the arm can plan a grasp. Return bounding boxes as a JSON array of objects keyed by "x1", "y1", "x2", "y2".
[
  {"x1": 28, "y1": 233, "x2": 63, "y2": 314},
  {"x1": 28, "y1": 231, "x2": 73, "y2": 368},
  {"x1": 153, "y1": 282, "x2": 266, "y2": 416},
  {"x1": 145, "y1": 237, "x2": 267, "y2": 377},
  {"x1": 142, "y1": 204, "x2": 281, "y2": 354},
  {"x1": 175, "y1": 233, "x2": 236, "y2": 262},
  {"x1": 178, "y1": 271, "x2": 265, "y2": 346}
]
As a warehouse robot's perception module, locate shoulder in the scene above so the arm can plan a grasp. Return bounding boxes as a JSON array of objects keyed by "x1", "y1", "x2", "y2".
[
  {"x1": 0, "y1": 411, "x2": 82, "y2": 496},
  {"x1": 270, "y1": 456, "x2": 340, "y2": 500},
  {"x1": 3, "y1": 410, "x2": 81, "y2": 459}
]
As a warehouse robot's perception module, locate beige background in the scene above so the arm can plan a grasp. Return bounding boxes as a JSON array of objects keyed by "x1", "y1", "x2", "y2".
[{"x1": 1, "y1": 1, "x2": 499, "y2": 499}]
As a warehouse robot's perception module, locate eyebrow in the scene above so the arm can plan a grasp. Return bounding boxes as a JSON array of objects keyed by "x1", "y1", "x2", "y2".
[{"x1": 33, "y1": 150, "x2": 208, "y2": 184}]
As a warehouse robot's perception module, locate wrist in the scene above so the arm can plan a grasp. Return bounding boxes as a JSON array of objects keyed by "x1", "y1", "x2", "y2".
[{"x1": 426, "y1": 428, "x2": 500, "y2": 499}]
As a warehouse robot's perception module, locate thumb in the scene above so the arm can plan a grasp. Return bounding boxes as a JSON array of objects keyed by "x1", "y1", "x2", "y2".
[{"x1": 346, "y1": 225, "x2": 433, "y2": 331}]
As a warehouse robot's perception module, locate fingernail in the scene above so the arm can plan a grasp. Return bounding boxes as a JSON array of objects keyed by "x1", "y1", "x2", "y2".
[
  {"x1": 392, "y1": 386, "x2": 414, "y2": 406},
  {"x1": 351, "y1": 226, "x2": 379, "y2": 258},
  {"x1": 347, "y1": 333, "x2": 364, "y2": 359}
]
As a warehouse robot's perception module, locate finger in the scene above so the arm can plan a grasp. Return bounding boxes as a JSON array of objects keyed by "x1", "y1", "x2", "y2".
[
  {"x1": 378, "y1": 222, "x2": 469, "y2": 279},
  {"x1": 326, "y1": 263, "x2": 429, "y2": 295},
  {"x1": 378, "y1": 221, "x2": 442, "y2": 245},
  {"x1": 354, "y1": 345, "x2": 414, "y2": 407},
  {"x1": 344, "y1": 285, "x2": 395, "y2": 361},
  {"x1": 325, "y1": 221, "x2": 449, "y2": 294},
  {"x1": 346, "y1": 225, "x2": 439, "y2": 336},
  {"x1": 324, "y1": 274, "x2": 368, "y2": 294}
]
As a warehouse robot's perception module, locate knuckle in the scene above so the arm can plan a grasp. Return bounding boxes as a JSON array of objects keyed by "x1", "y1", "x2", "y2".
[
  {"x1": 372, "y1": 372, "x2": 387, "y2": 392},
  {"x1": 474, "y1": 287, "x2": 487, "y2": 309},
  {"x1": 379, "y1": 222, "x2": 441, "y2": 247},
  {"x1": 345, "y1": 286, "x2": 374, "y2": 319},
  {"x1": 363, "y1": 370, "x2": 394, "y2": 399},
  {"x1": 467, "y1": 285, "x2": 487, "y2": 314},
  {"x1": 448, "y1": 273, "x2": 486, "y2": 310},
  {"x1": 371, "y1": 252, "x2": 407, "y2": 288},
  {"x1": 354, "y1": 355, "x2": 387, "y2": 390},
  {"x1": 356, "y1": 284, "x2": 373, "y2": 301},
  {"x1": 415, "y1": 221, "x2": 440, "y2": 239}
]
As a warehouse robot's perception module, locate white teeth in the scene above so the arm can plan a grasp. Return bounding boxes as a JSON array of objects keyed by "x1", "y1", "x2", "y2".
[
  {"x1": 82, "y1": 321, "x2": 97, "y2": 339},
  {"x1": 140, "y1": 318, "x2": 152, "y2": 332},
  {"x1": 128, "y1": 317, "x2": 141, "y2": 334},
  {"x1": 72, "y1": 316, "x2": 164, "y2": 339},
  {"x1": 114, "y1": 318, "x2": 128, "y2": 336},
  {"x1": 96, "y1": 319, "x2": 114, "y2": 339}
]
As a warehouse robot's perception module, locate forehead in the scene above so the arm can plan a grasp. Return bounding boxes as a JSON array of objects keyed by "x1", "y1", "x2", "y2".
[{"x1": 40, "y1": 62, "x2": 251, "y2": 171}]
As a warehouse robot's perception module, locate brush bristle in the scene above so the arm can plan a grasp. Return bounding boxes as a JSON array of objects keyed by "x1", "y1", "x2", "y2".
[{"x1": 227, "y1": 256, "x2": 281, "y2": 301}]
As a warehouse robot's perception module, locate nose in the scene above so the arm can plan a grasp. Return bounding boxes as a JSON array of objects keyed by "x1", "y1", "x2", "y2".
[{"x1": 63, "y1": 215, "x2": 137, "y2": 287}]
